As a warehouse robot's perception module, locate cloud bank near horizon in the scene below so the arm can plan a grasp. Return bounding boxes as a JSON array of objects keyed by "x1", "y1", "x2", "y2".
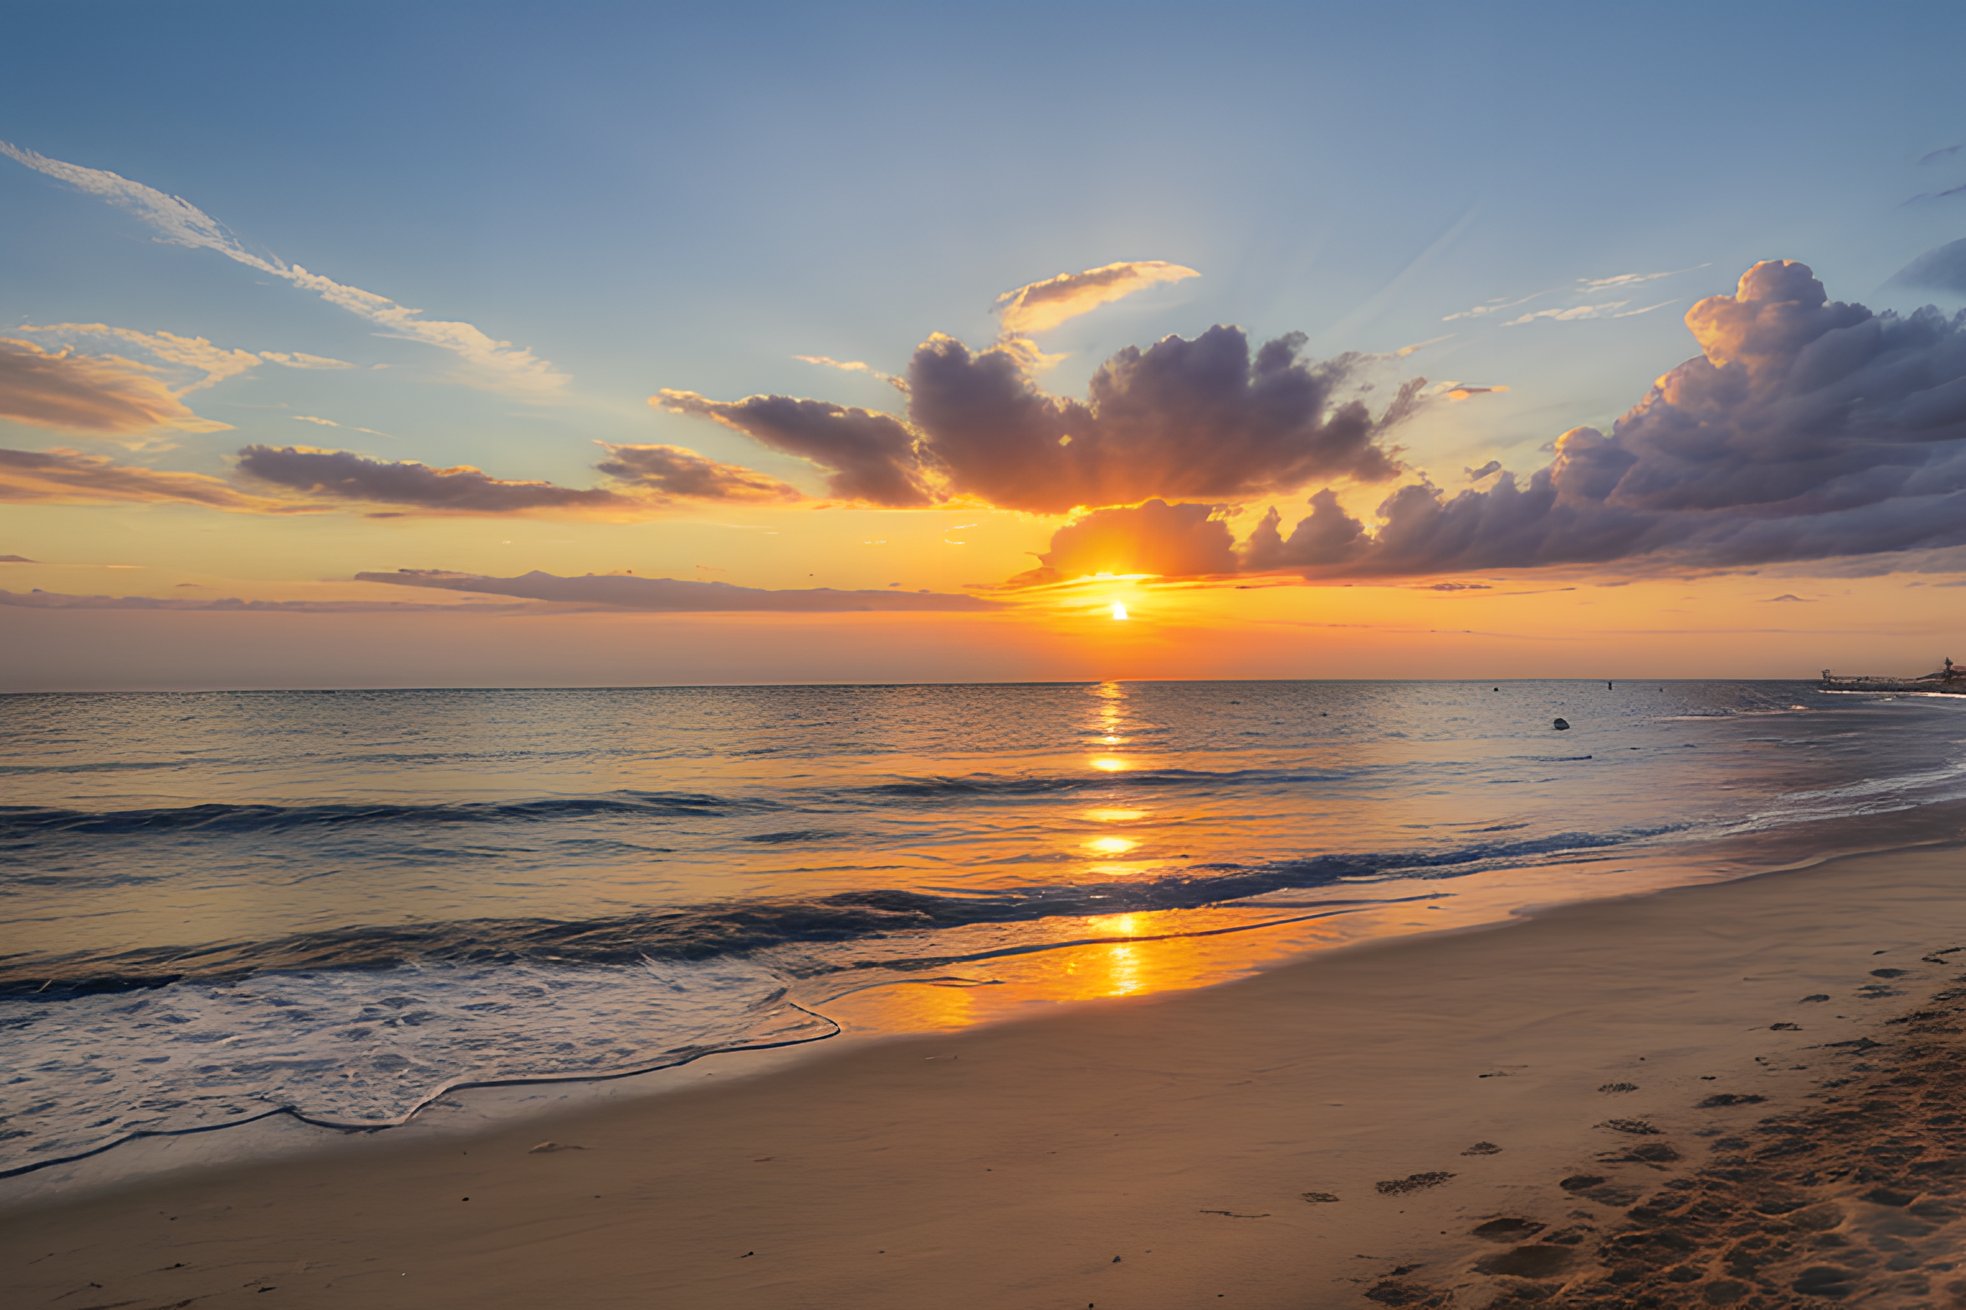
[{"x1": 357, "y1": 568, "x2": 999, "y2": 612}]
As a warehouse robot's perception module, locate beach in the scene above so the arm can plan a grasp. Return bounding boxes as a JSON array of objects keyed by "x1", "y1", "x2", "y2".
[{"x1": 7, "y1": 841, "x2": 1966, "y2": 1308}]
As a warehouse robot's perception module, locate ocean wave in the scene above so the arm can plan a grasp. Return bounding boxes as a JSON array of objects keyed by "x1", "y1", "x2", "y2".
[
  {"x1": 0, "y1": 824, "x2": 1681, "y2": 998},
  {"x1": 855, "y1": 765, "x2": 1355, "y2": 800},
  {"x1": 0, "y1": 790, "x2": 767, "y2": 840}
]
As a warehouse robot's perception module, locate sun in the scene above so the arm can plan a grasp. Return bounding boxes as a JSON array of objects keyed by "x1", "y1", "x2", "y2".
[{"x1": 1109, "y1": 601, "x2": 1129, "y2": 622}]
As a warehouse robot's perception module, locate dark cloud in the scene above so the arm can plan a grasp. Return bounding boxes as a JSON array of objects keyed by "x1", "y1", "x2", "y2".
[
  {"x1": 0, "y1": 338, "x2": 223, "y2": 435},
  {"x1": 357, "y1": 568, "x2": 998, "y2": 613},
  {"x1": 0, "y1": 554, "x2": 34, "y2": 563},
  {"x1": 656, "y1": 326, "x2": 1417, "y2": 514},
  {"x1": 0, "y1": 446, "x2": 285, "y2": 511},
  {"x1": 906, "y1": 327, "x2": 1410, "y2": 512},
  {"x1": 1765, "y1": 593, "x2": 1812, "y2": 603},
  {"x1": 1464, "y1": 459, "x2": 1503, "y2": 481},
  {"x1": 1015, "y1": 261, "x2": 1966, "y2": 583},
  {"x1": 592, "y1": 443, "x2": 800, "y2": 503},
  {"x1": 652, "y1": 391, "x2": 932, "y2": 506},
  {"x1": 236, "y1": 445, "x2": 634, "y2": 515},
  {"x1": 1891, "y1": 238, "x2": 1966, "y2": 297}
]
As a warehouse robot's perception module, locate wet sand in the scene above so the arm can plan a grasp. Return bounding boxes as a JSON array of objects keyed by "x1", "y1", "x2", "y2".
[{"x1": 4, "y1": 843, "x2": 1966, "y2": 1308}]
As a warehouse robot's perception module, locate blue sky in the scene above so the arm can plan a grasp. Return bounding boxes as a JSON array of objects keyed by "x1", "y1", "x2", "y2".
[{"x1": 3, "y1": 2, "x2": 1966, "y2": 686}]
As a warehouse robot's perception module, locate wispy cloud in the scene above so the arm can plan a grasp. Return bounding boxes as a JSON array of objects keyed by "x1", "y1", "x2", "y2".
[
  {"x1": 1576, "y1": 264, "x2": 1709, "y2": 292},
  {"x1": 994, "y1": 260, "x2": 1199, "y2": 336},
  {"x1": 17, "y1": 323, "x2": 351, "y2": 393},
  {"x1": 1919, "y1": 143, "x2": 1963, "y2": 166},
  {"x1": 357, "y1": 567, "x2": 999, "y2": 613},
  {"x1": 1902, "y1": 180, "x2": 1966, "y2": 206},
  {"x1": 0, "y1": 446, "x2": 290, "y2": 510},
  {"x1": 0, "y1": 338, "x2": 230, "y2": 437},
  {"x1": 1443, "y1": 290, "x2": 1550, "y2": 322},
  {"x1": 0, "y1": 140, "x2": 567, "y2": 395},
  {"x1": 793, "y1": 355, "x2": 908, "y2": 392},
  {"x1": 1504, "y1": 299, "x2": 1673, "y2": 326}
]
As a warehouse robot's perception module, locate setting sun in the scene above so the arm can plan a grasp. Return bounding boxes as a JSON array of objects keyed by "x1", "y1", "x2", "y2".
[{"x1": 1110, "y1": 602, "x2": 1129, "y2": 621}]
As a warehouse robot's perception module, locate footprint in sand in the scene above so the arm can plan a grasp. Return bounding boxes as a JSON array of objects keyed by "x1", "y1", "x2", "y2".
[
  {"x1": 1375, "y1": 1171, "x2": 1455, "y2": 1195},
  {"x1": 1470, "y1": 1217, "x2": 1545, "y2": 1242}
]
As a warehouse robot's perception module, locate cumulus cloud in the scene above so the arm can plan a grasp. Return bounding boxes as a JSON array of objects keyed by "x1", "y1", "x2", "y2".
[
  {"x1": 357, "y1": 568, "x2": 998, "y2": 612},
  {"x1": 1, "y1": 140, "x2": 565, "y2": 394},
  {"x1": 1891, "y1": 238, "x2": 1966, "y2": 297},
  {"x1": 0, "y1": 446, "x2": 288, "y2": 511},
  {"x1": 994, "y1": 261, "x2": 1199, "y2": 336},
  {"x1": 660, "y1": 324, "x2": 1419, "y2": 513},
  {"x1": 593, "y1": 443, "x2": 800, "y2": 502},
  {"x1": 0, "y1": 338, "x2": 231, "y2": 436},
  {"x1": 906, "y1": 326, "x2": 1411, "y2": 512},
  {"x1": 652, "y1": 390, "x2": 933, "y2": 506},
  {"x1": 1015, "y1": 260, "x2": 1966, "y2": 582}
]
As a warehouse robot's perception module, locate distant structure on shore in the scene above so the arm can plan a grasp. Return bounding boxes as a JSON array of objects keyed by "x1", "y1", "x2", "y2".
[{"x1": 1820, "y1": 657, "x2": 1965, "y2": 695}]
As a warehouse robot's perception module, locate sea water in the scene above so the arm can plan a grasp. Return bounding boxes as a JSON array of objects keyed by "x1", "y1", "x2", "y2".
[{"x1": 4, "y1": 680, "x2": 1964, "y2": 1179}]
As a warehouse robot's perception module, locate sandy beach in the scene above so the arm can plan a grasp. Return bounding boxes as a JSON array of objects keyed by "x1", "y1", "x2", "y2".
[{"x1": 3, "y1": 843, "x2": 1965, "y2": 1308}]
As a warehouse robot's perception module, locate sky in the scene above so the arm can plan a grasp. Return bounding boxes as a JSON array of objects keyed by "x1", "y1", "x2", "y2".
[{"x1": 4, "y1": 1, "x2": 1966, "y2": 689}]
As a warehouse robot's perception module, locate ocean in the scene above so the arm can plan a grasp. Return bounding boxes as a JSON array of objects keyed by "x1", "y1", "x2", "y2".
[{"x1": 4, "y1": 679, "x2": 1964, "y2": 1183}]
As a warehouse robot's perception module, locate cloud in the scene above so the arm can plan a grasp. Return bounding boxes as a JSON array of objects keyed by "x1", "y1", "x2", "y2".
[
  {"x1": 1764, "y1": 593, "x2": 1812, "y2": 603},
  {"x1": 652, "y1": 390, "x2": 933, "y2": 506},
  {"x1": 0, "y1": 554, "x2": 34, "y2": 563},
  {"x1": 1440, "y1": 383, "x2": 1509, "y2": 401},
  {"x1": 905, "y1": 326, "x2": 1411, "y2": 512},
  {"x1": 0, "y1": 338, "x2": 230, "y2": 436},
  {"x1": 1918, "y1": 143, "x2": 1963, "y2": 166},
  {"x1": 994, "y1": 261, "x2": 1199, "y2": 336},
  {"x1": 1016, "y1": 260, "x2": 1966, "y2": 582},
  {"x1": 1577, "y1": 265, "x2": 1709, "y2": 292},
  {"x1": 1424, "y1": 581, "x2": 1491, "y2": 591},
  {"x1": 1, "y1": 141, "x2": 565, "y2": 394},
  {"x1": 0, "y1": 588, "x2": 526, "y2": 613},
  {"x1": 16, "y1": 324, "x2": 351, "y2": 393},
  {"x1": 235, "y1": 445, "x2": 635, "y2": 516},
  {"x1": 294, "y1": 415, "x2": 342, "y2": 427},
  {"x1": 593, "y1": 443, "x2": 800, "y2": 502},
  {"x1": 1444, "y1": 290, "x2": 1550, "y2": 322},
  {"x1": 0, "y1": 446, "x2": 288, "y2": 511},
  {"x1": 357, "y1": 568, "x2": 998, "y2": 612},
  {"x1": 1904, "y1": 181, "x2": 1966, "y2": 205},
  {"x1": 794, "y1": 355, "x2": 908, "y2": 392},
  {"x1": 1891, "y1": 238, "x2": 1966, "y2": 297},
  {"x1": 1016, "y1": 499, "x2": 1239, "y2": 584},
  {"x1": 1503, "y1": 300, "x2": 1674, "y2": 326},
  {"x1": 1465, "y1": 459, "x2": 1503, "y2": 481}
]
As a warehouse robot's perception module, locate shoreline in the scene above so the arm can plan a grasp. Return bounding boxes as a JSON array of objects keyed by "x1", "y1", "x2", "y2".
[
  {"x1": 6, "y1": 840, "x2": 1966, "y2": 1306},
  {"x1": 6, "y1": 824, "x2": 1939, "y2": 1205}
]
